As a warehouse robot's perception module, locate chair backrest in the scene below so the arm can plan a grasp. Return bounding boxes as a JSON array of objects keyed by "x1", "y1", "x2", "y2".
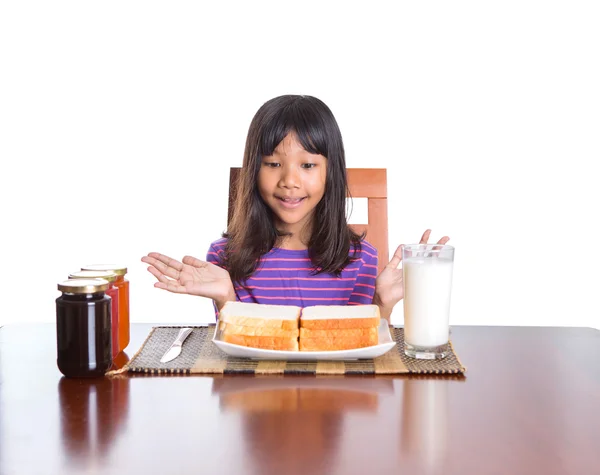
[{"x1": 228, "y1": 167, "x2": 388, "y2": 275}]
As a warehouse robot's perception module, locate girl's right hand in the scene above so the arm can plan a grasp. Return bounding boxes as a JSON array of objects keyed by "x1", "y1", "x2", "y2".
[{"x1": 141, "y1": 252, "x2": 236, "y2": 305}]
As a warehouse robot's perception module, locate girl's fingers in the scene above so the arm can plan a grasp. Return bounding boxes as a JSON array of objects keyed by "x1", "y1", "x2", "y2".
[
  {"x1": 146, "y1": 266, "x2": 174, "y2": 284},
  {"x1": 432, "y1": 236, "x2": 450, "y2": 252},
  {"x1": 146, "y1": 265, "x2": 187, "y2": 293},
  {"x1": 154, "y1": 281, "x2": 188, "y2": 294},
  {"x1": 143, "y1": 254, "x2": 195, "y2": 295},
  {"x1": 386, "y1": 245, "x2": 404, "y2": 270},
  {"x1": 146, "y1": 265, "x2": 161, "y2": 280},
  {"x1": 416, "y1": 230, "x2": 450, "y2": 248},
  {"x1": 141, "y1": 255, "x2": 164, "y2": 269},
  {"x1": 143, "y1": 253, "x2": 183, "y2": 280},
  {"x1": 182, "y1": 255, "x2": 208, "y2": 268},
  {"x1": 147, "y1": 253, "x2": 184, "y2": 271}
]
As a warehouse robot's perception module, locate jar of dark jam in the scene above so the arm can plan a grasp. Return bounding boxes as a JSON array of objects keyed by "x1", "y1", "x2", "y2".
[
  {"x1": 56, "y1": 278, "x2": 112, "y2": 378},
  {"x1": 68, "y1": 270, "x2": 120, "y2": 358}
]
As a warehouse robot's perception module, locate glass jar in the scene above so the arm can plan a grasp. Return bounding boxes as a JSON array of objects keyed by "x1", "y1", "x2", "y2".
[
  {"x1": 56, "y1": 278, "x2": 112, "y2": 378},
  {"x1": 81, "y1": 264, "x2": 130, "y2": 350},
  {"x1": 69, "y1": 270, "x2": 121, "y2": 357}
]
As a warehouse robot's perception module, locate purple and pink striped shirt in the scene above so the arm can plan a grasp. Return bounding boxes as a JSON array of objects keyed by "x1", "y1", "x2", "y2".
[{"x1": 206, "y1": 238, "x2": 378, "y2": 308}]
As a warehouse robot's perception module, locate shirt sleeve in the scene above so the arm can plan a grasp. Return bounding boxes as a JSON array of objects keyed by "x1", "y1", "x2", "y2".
[
  {"x1": 206, "y1": 241, "x2": 225, "y2": 269},
  {"x1": 348, "y1": 243, "x2": 378, "y2": 305},
  {"x1": 205, "y1": 240, "x2": 236, "y2": 319}
]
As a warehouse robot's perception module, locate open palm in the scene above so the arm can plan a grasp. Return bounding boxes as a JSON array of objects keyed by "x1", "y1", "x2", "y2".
[
  {"x1": 141, "y1": 252, "x2": 234, "y2": 302},
  {"x1": 375, "y1": 229, "x2": 450, "y2": 309}
]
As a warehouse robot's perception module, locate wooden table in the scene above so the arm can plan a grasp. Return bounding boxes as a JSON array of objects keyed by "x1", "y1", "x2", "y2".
[{"x1": 1, "y1": 324, "x2": 599, "y2": 475}]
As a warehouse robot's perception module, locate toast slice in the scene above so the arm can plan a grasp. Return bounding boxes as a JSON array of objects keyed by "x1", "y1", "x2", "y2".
[
  {"x1": 300, "y1": 304, "x2": 380, "y2": 330},
  {"x1": 299, "y1": 327, "x2": 377, "y2": 339},
  {"x1": 219, "y1": 301, "x2": 300, "y2": 331},
  {"x1": 219, "y1": 321, "x2": 299, "y2": 338},
  {"x1": 299, "y1": 334, "x2": 378, "y2": 351},
  {"x1": 222, "y1": 333, "x2": 299, "y2": 351}
]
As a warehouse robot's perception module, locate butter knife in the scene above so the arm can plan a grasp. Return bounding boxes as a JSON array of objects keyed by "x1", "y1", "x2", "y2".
[{"x1": 160, "y1": 328, "x2": 193, "y2": 363}]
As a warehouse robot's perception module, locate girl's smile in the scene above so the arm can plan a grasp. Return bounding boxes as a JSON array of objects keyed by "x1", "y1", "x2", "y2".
[{"x1": 275, "y1": 195, "x2": 307, "y2": 209}]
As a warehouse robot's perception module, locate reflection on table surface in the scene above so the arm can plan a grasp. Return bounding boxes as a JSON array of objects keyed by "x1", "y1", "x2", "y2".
[
  {"x1": 211, "y1": 375, "x2": 392, "y2": 475},
  {"x1": 2, "y1": 324, "x2": 600, "y2": 475},
  {"x1": 208, "y1": 374, "x2": 461, "y2": 475},
  {"x1": 401, "y1": 377, "x2": 450, "y2": 473},
  {"x1": 57, "y1": 353, "x2": 131, "y2": 472}
]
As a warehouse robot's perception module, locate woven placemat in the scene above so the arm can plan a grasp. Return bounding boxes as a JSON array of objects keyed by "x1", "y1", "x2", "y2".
[{"x1": 109, "y1": 325, "x2": 466, "y2": 376}]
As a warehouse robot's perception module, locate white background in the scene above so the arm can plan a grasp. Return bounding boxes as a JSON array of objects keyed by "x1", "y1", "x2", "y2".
[{"x1": 1, "y1": 1, "x2": 599, "y2": 330}]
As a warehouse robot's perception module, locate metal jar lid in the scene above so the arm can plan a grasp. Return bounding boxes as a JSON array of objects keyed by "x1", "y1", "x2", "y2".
[
  {"x1": 57, "y1": 278, "x2": 109, "y2": 294},
  {"x1": 81, "y1": 264, "x2": 127, "y2": 276},
  {"x1": 68, "y1": 270, "x2": 117, "y2": 283}
]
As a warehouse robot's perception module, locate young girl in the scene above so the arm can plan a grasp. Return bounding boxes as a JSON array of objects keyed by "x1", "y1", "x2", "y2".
[{"x1": 141, "y1": 95, "x2": 449, "y2": 320}]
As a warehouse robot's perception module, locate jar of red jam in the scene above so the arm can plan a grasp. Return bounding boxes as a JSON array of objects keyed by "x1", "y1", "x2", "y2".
[
  {"x1": 81, "y1": 264, "x2": 130, "y2": 350},
  {"x1": 69, "y1": 270, "x2": 121, "y2": 357},
  {"x1": 56, "y1": 278, "x2": 112, "y2": 378}
]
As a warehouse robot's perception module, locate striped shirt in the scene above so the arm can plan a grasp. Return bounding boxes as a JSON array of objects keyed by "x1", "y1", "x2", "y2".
[{"x1": 206, "y1": 237, "x2": 378, "y2": 308}]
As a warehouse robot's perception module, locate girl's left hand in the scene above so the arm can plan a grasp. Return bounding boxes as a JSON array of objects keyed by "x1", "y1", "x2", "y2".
[{"x1": 374, "y1": 229, "x2": 450, "y2": 313}]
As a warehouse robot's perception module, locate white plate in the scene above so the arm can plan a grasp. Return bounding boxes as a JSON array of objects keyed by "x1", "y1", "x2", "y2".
[{"x1": 212, "y1": 319, "x2": 396, "y2": 361}]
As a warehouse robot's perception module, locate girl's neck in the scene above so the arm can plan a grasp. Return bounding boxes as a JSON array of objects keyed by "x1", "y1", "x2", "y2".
[
  {"x1": 275, "y1": 234, "x2": 309, "y2": 251},
  {"x1": 274, "y1": 217, "x2": 313, "y2": 250}
]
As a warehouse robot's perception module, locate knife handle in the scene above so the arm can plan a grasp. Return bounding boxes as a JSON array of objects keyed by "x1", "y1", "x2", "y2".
[{"x1": 174, "y1": 327, "x2": 193, "y2": 346}]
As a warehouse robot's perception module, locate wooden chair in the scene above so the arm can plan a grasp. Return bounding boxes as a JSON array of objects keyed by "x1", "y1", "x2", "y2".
[{"x1": 228, "y1": 167, "x2": 388, "y2": 274}]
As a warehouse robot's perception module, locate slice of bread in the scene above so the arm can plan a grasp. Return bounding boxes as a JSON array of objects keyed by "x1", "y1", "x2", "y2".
[
  {"x1": 219, "y1": 321, "x2": 299, "y2": 338},
  {"x1": 219, "y1": 301, "x2": 300, "y2": 331},
  {"x1": 300, "y1": 304, "x2": 380, "y2": 330},
  {"x1": 299, "y1": 334, "x2": 378, "y2": 351},
  {"x1": 299, "y1": 327, "x2": 377, "y2": 339},
  {"x1": 222, "y1": 334, "x2": 299, "y2": 351}
]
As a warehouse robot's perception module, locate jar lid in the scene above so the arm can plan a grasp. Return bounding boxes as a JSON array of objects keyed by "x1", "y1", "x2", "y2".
[
  {"x1": 69, "y1": 270, "x2": 117, "y2": 283},
  {"x1": 58, "y1": 278, "x2": 109, "y2": 293},
  {"x1": 81, "y1": 264, "x2": 127, "y2": 276}
]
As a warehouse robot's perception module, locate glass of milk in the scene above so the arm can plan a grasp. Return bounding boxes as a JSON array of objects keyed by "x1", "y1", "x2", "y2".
[{"x1": 402, "y1": 244, "x2": 454, "y2": 359}]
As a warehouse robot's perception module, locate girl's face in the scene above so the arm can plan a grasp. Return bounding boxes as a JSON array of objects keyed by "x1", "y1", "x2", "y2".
[{"x1": 258, "y1": 132, "x2": 327, "y2": 238}]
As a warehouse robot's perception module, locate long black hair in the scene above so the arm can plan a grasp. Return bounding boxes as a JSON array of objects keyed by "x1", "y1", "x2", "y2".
[{"x1": 224, "y1": 95, "x2": 363, "y2": 284}]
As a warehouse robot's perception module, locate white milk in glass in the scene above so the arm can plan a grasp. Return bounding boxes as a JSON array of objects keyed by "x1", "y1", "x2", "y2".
[{"x1": 402, "y1": 245, "x2": 454, "y2": 359}]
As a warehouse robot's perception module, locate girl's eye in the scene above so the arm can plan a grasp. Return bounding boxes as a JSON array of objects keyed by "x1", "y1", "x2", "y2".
[
  {"x1": 264, "y1": 162, "x2": 281, "y2": 168},
  {"x1": 302, "y1": 163, "x2": 316, "y2": 169}
]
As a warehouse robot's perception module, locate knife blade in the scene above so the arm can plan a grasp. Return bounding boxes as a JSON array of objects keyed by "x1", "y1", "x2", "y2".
[{"x1": 160, "y1": 327, "x2": 193, "y2": 363}]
